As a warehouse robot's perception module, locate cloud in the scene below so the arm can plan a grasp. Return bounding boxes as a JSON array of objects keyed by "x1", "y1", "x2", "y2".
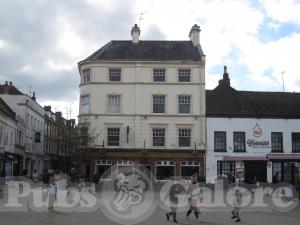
[{"x1": 1, "y1": 0, "x2": 300, "y2": 118}]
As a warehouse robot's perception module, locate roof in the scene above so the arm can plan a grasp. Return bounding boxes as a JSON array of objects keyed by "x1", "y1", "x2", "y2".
[
  {"x1": 0, "y1": 82, "x2": 24, "y2": 95},
  {"x1": 206, "y1": 70, "x2": 300, "y2": 118},
  {"x1": 0, "y1": 97, "x2": 16, "y2": 120},
  {"x1": 80, "y1": 40, "x2": 204, "y2": 63}
]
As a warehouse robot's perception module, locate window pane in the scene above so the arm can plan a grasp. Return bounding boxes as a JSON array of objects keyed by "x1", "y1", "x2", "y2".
[
  {"x1": 233, "y1": 132, "x2": 245, "y2": 152},
  {"x1": 271, "y1": 132, "x2": 283, "y2": 152},
  {"x1": 81, "y1": 96, "x2": 89, "y2": 113},
  {"x1": 152, "y1": 128, "x2": 165, "y2": 146},
  {"x1": 178, "y1": 69, "x2": 191, "y2": 82},
  {"x1": 292, "y1": 133, "x2": 300, "y2": 152},
  {"x1": 217, "y1": 161, "x2": 236, "y2": 177},
  {"x1": 153, "y1": 95, "x2": 165, "y2": 113},
  {"x1": 109, "y1": 68, "x2": 121, "y2": 81},
  {"x1": 108, "y1": 95, "x2": 120, "y2": 113},
  {"x1": 83, "y1": 69, "x2": 90, "y2": 84},
  {"x1": 153, "y1": 69, "x2": 165, "y2": 82},
  {"x1": 107, "y1": 128, "x2": 120, "y2": 146},
  {"x1": 214, "y1": 131, "x2": 226, "y2": 152},
  {"x1": 178, "y1": 129, "x2": 191, "y2": 147},
  {"x1": 178, "y1": 96, "x2": 191, "y2": 113},
  {"x1": 156, "y1": 166, "x2": 175, "y2": 180}
]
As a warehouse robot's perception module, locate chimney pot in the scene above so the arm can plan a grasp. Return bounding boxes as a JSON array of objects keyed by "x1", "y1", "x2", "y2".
[
  {"x1": 32, "y1": 91, "x2": 36, "y2": 101},
  {"x1": 131, "y1": 24, "x2": 141, "y2": 44},
  {"x1": 9, "y1": 81, "x2": 12, "y2": 86},
  {"x1": 189, "y1": 24, "x2": 201, "y2": 46}
]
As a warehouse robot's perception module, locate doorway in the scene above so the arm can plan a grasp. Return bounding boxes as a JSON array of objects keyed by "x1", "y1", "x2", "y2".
[{"x1": 244, "y1": 161, "x2": 267, "y2": 184}]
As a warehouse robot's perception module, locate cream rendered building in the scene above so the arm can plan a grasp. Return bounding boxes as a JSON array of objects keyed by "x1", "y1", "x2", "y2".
[{"x1": 78, "y1": 24, "x2": 206, "y2": 181}]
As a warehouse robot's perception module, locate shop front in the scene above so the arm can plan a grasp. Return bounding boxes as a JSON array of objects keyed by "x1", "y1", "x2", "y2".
[
  {"x1": 84, "y1": 148, "x2": 205, "y2": 182},
  {"x1": 222, "y1": 156, "x2": 268, "y2": 184},
  {"x1": 268, "y1": 154, "x2": 300, "y2": 185},
  {"x1": 4, "y1": 152, "x2": 23, "y2": 177}
]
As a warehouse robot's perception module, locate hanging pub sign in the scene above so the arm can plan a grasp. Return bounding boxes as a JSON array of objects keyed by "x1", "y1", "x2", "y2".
[
  {"x1": 35, "y1": 132, "x2": 41, "y2": 143},
  {"x1": 247, "y1": 124, "x2": 270, "y2": 149}
]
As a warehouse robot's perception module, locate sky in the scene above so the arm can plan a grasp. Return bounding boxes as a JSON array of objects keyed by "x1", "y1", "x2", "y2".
[{"x1": 0, "y1": 0, "x2": 300, "y2": 119}]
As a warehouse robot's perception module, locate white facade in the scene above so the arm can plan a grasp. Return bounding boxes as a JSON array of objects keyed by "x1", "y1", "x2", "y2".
[
  {"x1": 0, "y1": 94, "x2": 45, "y2": 175},
  {"x1": 79, "y1": 62, "x2": 206, "y2": 150},
  {"x1": 0, "y1": 107, "x2": 16, "y2": 155},
  {"x1": 77, "y1": 24, "x2": 206, "y2": 181},
  {"x1": 206, "y1": 117, "x2": 300, "y2": 183}
]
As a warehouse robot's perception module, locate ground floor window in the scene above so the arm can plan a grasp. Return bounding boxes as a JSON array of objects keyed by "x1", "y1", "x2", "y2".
[
  {"x1": 180, "y1": 161, "x2": 200, "y2": 179},
  {"x1": 95, "y1": 160, "x2": 112, "y2": 179},
  {"x1": 138, "y1": 160, "x2": 152, "y2": 179},
  {"x1": 117, "y1": 160, "x2": 134, "y2": 175},
  {"x1": 155, "y1": 161, "x2": 175, "y2": 180},
  {"x1": 217, "y1": 161, "x2": 236, "y2": 177},
  {"x1": 272, "y1": 161, "x2": 300, "y2": 184}
]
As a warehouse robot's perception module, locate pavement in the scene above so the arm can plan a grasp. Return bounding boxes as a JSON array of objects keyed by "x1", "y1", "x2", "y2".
[
  {"x1": 0, "y1": 206, "x2": 299, "y2": 225},
  {"x1": 0, "y1": 181, "x2": 299, "y2": 225}
]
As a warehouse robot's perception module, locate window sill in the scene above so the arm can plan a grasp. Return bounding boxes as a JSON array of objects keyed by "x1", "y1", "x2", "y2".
[
  {"x1": 233, "y1": 150, "x2": 247, "y2": 153},
  {"x1": 214, "y1": 150, "x2": 227, "y2": 153}
]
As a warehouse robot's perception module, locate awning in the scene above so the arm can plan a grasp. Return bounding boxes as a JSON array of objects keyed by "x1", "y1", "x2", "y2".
[
  {"x1": 223, "y1": 156, "x2": 267, "y2": 161},
  {"x1": 267, "y1": 153, "x2": 300, "y2": 160}
]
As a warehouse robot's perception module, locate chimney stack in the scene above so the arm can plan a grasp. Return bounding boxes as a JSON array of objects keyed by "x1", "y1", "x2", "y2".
[
  {"x1": 131, "y1": 24, "x2": 140, "y2": 44},
  {"x1": 189, "y1": 24, "x2": 201, "y2": 46},
  {"x1": 32, "y1": 91, "x2": 36, "y2": 102},
  {"x1": 55, "y1": 111, "x2": 62, "y2": 118},
  {"x1": 219, "y1": 65, "x2": 231, "y2": 87},
  {"x1": 44, "y1": 106, "x2": 51, "y2": 112}
]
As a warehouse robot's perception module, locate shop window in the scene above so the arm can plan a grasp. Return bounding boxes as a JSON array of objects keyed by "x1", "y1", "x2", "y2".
[{"x1": 217, "y1": 161, "x2": 236, "y2": 177}]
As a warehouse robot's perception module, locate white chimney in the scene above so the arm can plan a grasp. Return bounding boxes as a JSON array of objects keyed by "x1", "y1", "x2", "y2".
[
  {"x1": 189, "y1": 24, "x2": 201, "y2": 46},
  {"x1": 131, "y1": 24, "x2": 140, "y2": 44}
]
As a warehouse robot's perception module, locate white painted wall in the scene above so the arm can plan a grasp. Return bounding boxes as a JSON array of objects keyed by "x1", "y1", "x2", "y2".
[
  {"x1": 206, "y1": 117, "x2": 300, "y2": 183},
  {"x1": 78, "y1": 61, "x2": 206, "y2": 150},
  {"x1": 0, "y1": 94, "x2": 45, "y2": 173},
  {"x1": 0, "y1": 110, "x2": 16, "y2": 154}
]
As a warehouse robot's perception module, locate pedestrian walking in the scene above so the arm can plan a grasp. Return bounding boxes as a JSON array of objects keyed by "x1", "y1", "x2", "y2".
[
  {"x1": 186, "y1": 175, "x2": 202, "y2": 221},
  {"x1": 166, "y1": 177, "x2": 185, "y2": 223},
  {"x1": 231, "y1": 187, "x2": 242, "y2": 223},
  {"x1": 48, "y1": 177, "x2": 57, "y2": 212}
]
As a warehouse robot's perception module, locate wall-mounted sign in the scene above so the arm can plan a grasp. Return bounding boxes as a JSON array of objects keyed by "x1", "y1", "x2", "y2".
[
  {"x1": 253, "y1": 123, "x2": 263, "y2": 137},
  {"x1": 247, "y1": 124, "x2": 270, "y2": 149}
]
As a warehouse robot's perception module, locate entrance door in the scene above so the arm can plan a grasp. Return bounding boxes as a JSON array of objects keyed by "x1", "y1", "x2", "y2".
[{"x1": 244, "y1": 161, "x2": 267, "y2": 184}]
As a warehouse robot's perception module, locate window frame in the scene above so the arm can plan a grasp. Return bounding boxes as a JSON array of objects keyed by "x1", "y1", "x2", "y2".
[
  {"x1": 233, "y1": 132, "x2": 246, "y2": 152},
  {"x1": 292, "y1": 133, "x2": 300, "y2": 153},
  {"x1": 152, "y1": 128, "x2": 166, "y2": 147},
  {"x1": 178, "y1": 95, "x2": 191, "y2": 114},
  {"x1": 152, "y1": 95, "x2": 166, "y2": 114},
  {"x1": 108, "y1": 68, "x2": 121, "y2": 82},
  {"x1": 82, "y1": 68, "x2": 91, "y2": 84},
  {"x1": 271, "y1": 132, "x2": 283, "y2": 152},
  {"x1": 153, "y1": 68, "x2": 166, "y2": 82},
  {"x1": 214, "y1": 131, "x2": 227, "y2": 152},
  {"x1": 107, "y1": 127, "x2": 120, "y2": 147},
  {"x1": 178, "y1": 128, "x2": 191, "y2": 147},
  {"x1": 107, "y1": 94, "x2": 121, "y2": 113},
  {"x1": 81, "y1": 95, "x2": 90, "y2": 114},
  {"x1": 178, "y1": 68, "x2": 191, "y2": 82}
]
